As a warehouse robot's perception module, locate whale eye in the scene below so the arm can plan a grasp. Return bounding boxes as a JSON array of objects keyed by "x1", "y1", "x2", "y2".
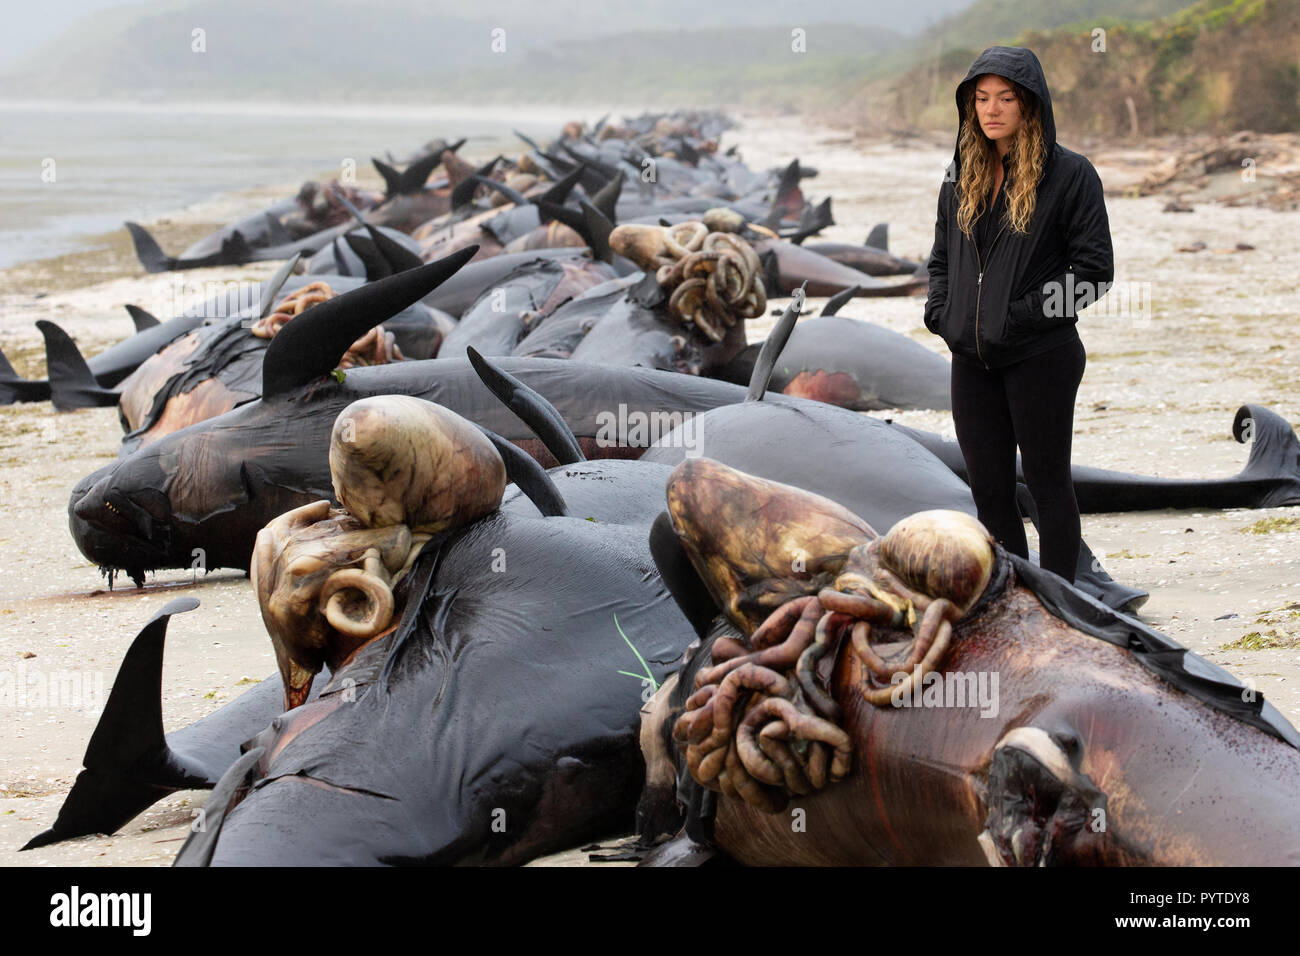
[{"x1": 878, "y1": 510, "x2": 995, "y2": 615}]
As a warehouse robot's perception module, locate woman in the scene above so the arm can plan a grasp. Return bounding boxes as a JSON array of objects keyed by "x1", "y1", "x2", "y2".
[{"x1": 923, "y1": 45, "x2": 1113, "y2": 583}]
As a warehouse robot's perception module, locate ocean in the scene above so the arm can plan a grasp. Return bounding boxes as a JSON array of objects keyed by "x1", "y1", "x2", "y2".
[{"x1": 0, "y1": 99, "x2": 609, "y2": 269}]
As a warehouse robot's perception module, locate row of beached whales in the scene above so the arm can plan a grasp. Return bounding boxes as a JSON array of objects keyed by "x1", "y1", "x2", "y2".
[
  {"x1": 0, "y1": 109, "x2": 931, "y2": 418},
  {"x1": 17, "y1": 111, "x2": 1300, "y2": 866}
]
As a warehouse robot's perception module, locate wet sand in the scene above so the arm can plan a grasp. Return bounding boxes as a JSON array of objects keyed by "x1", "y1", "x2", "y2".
[{"x1": 1, "y1": 111, "x2": 1297, "y2": 866}]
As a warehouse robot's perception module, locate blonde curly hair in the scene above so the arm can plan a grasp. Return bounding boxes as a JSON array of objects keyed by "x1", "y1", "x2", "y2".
[{"x1": 955, "y1": 77, "x2": 1047, "y2": 238}]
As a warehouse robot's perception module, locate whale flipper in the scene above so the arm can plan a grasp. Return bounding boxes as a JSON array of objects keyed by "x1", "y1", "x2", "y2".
[{"x1": 467, "y1": 346, "x2": 585, "y2": 465}]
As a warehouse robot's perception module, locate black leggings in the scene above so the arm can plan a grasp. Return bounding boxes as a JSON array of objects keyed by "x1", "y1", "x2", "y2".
[{"x1": 950, "y1": 337, "x2": 1086, "y2": 582}]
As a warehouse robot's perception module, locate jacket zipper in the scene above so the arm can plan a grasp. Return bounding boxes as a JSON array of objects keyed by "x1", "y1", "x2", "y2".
[{"x1": 972, "y1": 215, "x2": 1008, "y2": 369}]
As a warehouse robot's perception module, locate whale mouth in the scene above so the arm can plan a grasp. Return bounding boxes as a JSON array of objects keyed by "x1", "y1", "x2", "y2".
[{"x1": 69, "y1": 473, "x2": 176, "y2": 586}]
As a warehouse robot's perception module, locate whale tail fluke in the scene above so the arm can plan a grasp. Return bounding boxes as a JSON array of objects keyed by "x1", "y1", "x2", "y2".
[
  {"x1": 0, "y1": 345, "x2": 32, "y2": 405},
  {"x1": 538, "y1": 163, "x2": 586, "y2": 208},
  {"x1": 262, "y1": 246, "x2": 477, "y2": 398},
  {"x1": 477, "y1": 427, "x2": 569, "y2": 519},
  {"x1": 1233, "y1": 405, "x2": 1300, "y2": 508},
  {"x1": 171, "y1": 747, "x2": 265, "y2": 867},
  {"x1": 589, "y1": 169, "x2": 624, "y2": 224},
  {"x1": 0, "y1": 344, "x2": 20, "y2": 393},
  {"x1": 451, "y1": 155, "x2": 502, "y2": 210}
]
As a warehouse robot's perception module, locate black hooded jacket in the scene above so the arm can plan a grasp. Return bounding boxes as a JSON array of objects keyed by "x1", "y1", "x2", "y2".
[{"x1": 923, "y1": 46, "x2": 1113, "y2": 368}]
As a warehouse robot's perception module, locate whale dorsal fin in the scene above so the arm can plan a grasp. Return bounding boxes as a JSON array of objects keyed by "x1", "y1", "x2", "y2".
[
  {"x1": 38, "y1": 321, "x2": 119, "y2": 411},
  {"x1": 591, "y1": 170, "x2": 624, "y2": 224},
  {"x1": 261, "y1": 247, "x2": 477, "y2": 398},
  {"x1": 450, "y1": 156, "x2": 502, "y2": 210},
  {"x1": 123, "y1": 221, "x2": 174, "y2": 273},
  {"x1": 580, "y1": 199, "x2": 614, "y2": 263},
  {"x1": 21, "y1": 598, "x2": 204, "y2": 851},
  {"x1": 397, "y1": 150, "x2": 443, "y2": 194},
  {"x1": 262, "y1": 213, "x2": 292, "y2": 245},
  {"x1": 537, "y1": 164, "x2": 585, "y2": 207},
  {"x1": 372, "y1": 158, "x2": 402, "y2": 196},
  {"x1": 125, "y1": 304, "x2": 161, "y2": 332}
]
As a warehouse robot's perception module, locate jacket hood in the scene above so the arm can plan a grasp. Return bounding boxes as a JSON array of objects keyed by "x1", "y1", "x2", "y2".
[{"x1": 951, "y1": 46, "x2": 1056, "y2": 179}]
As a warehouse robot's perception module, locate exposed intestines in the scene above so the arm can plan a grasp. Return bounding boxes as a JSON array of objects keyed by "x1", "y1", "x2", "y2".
[{"x1": 252, "y1": 396, "x2": 507, "y2": 709}]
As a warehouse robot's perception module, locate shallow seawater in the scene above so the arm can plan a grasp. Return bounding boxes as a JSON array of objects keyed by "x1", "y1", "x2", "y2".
[{"x1": 0, "y1": 99, "x2": 594, "y2": 269}]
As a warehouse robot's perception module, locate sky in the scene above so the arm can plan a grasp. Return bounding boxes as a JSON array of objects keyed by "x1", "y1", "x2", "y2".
[
  {"x1": 0, "y1": 0, "x2": 973, "y2": 70},
  {"x1": 0, "y1": 0, "x2": 140, "y2": 69}
]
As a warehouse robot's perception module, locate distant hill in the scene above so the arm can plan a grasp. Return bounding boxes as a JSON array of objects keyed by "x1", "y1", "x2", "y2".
[
  {"x1": 912, "y1": 0, "x2": 1194, "y2": 53},
  {"x1": 0, "y1": 0, "x2": 935, "y2": 101},
  {"x1": 853, "y1": 0, "x2": 1300, "y2": 138},
  {"x1": 432, "y1": 24, "x2": 907, "y2": 109}
]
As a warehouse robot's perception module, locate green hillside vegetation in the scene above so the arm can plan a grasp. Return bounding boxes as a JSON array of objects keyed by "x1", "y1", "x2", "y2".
[
  {"x1": 857, "y1": 0, "x2": 1300, "y2": 137},
  {"x1": 913, "y1": 0, "x2": 1194, "y2": 53}
]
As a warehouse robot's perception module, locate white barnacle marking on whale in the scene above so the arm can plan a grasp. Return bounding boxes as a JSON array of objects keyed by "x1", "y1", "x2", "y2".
[{"x1": 993, "y1": 726, "x2": 1074, "y2": 783}]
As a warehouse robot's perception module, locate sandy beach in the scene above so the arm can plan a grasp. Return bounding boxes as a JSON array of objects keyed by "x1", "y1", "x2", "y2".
[{"x1": 1, "y1": 110, "x2": 1297, "y2": 866}]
